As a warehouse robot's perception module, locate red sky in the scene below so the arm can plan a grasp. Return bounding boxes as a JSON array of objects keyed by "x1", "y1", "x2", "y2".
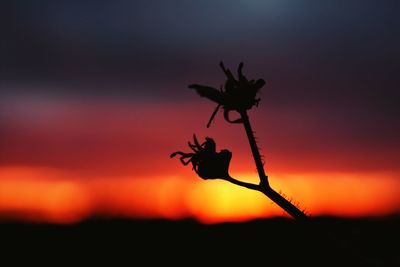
[
  {"x1": 1, "y1": 97, "x2": 399, "y2": 224},
  {"x1": 1, "y1": 1, "x2": 399, "y2": 224}
]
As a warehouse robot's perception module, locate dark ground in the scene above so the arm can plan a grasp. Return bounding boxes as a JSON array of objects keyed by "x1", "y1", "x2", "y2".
[{"x1": 0, "y1": 216, "x2": 398, "y2": 266}]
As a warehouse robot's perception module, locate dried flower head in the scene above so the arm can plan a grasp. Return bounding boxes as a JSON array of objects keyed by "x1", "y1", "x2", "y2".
[{"x1": 189, "y1": 62, "x2": 265, "y2": 127}]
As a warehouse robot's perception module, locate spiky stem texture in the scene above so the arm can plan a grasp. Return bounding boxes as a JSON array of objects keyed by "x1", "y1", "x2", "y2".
[{"x1": 239, "y1": 110, "x2": 308, "y2": 221}]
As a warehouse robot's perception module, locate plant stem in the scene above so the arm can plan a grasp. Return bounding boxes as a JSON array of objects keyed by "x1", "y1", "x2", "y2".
[
  {"x1": 239, "y1": 110, "x2": 308, "y2": 221},
  {"x1": 260, "y1": 186, "x2": 309, "y2": 221},
  {"x1": 240, "y1": 111, "x2": 269, "y2": 187},
  {"x1": 223, "y1": 175, "x2": 260, "y2": 191},
  {"x1": 222, "y1": 174, "x2": 308, "y2": 221}
]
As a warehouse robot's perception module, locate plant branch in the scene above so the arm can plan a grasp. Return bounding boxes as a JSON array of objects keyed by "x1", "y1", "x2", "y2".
[
  {"x1": 239, "y1": 110, "x2": 308, "y2": 221},
  {"x1": 260, "y1": 186, "x2": 309, "y2": 221},
  {"x1": 220, "y1": 174, "x2": 308, "y2": 221},
  {"x1": 240, "y1": 111, "x2": 269, "y2": 187},
  {"x1": 222, "y1": 175, "x2": 260, "y2": 191}
]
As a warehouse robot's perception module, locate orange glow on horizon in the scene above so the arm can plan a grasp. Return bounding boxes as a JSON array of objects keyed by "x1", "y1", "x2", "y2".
[
  {"x1": 0, "y1": 177, "x2": 91, "y2": 223},
  {"x1": 0, "y1": 167, "x2": 398, "y2": 224},
  {"x1": 268, "y1": 172, "x2": 400, "y2": 217}
]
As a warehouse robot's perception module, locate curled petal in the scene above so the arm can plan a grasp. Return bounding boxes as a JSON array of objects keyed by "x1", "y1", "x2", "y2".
[{"x1": 223, "y1": 109, "x2": 243, "y2": 124}]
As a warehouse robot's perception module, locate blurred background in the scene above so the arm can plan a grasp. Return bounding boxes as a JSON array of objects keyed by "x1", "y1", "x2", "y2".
[{"x1": 1, "y1": 0, "x2": 399, "y2": 224}]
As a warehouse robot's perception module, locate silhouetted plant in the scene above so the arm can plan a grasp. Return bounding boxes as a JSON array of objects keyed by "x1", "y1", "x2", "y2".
[
  {"x1": 170, "y1": 134, "x2": 231, "y2": 180},
  {"x1": 188, "y1": 62, "x2": 265, "y2": 128},
  {"x1": 170, "y1": 135, "x2": 260, "y2": 191},
  {"x1": 171, "y1": 62, "x2": 308, "y2": 221}
]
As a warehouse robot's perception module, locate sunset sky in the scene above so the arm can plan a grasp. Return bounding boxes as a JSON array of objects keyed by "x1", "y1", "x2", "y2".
[{"x1": 1, "y1": 1, "x2": 399, "y2": 224}]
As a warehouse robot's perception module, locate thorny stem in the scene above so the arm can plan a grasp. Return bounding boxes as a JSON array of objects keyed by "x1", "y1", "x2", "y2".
[
  {"x1": 261, "y1": 186, "x2": 309, "y2": 221},
  {"x1": 240, "y1": 111, "x2": 269, "y2": 187},
  {"x1": 239, "y1": 110, "x2": 308, "y2": 221},
  {"x1": 221, "y1": 174, "x2": 307, "y2": 221}
]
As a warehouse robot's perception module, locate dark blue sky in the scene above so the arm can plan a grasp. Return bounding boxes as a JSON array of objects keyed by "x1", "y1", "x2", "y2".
[{"x1": 2, "y1": 1, "x2": 399, "y2": 99}]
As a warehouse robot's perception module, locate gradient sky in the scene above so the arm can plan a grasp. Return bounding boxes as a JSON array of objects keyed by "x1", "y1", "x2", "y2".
[{"x1": 1, "y1": 0, "x2": 399, "y2": 224}]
